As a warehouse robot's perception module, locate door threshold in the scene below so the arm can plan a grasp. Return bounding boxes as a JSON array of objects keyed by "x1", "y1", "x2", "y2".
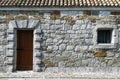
[{"x1": 15, "y1": 70, "x2": 33, "y2": 73}]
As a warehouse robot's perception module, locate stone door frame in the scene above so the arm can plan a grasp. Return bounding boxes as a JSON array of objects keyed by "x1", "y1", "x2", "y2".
[{"x1": 7, "y1": 20, "x2": 42, "y2": 72}]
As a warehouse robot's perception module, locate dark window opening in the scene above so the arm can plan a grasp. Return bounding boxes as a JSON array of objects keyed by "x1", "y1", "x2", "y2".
[{"x1": 97, "y1": 30, "x2": 112, "y2": 43}]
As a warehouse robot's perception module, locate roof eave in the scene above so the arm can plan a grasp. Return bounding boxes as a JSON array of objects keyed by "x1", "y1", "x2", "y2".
[{"x1": 0, "y1": 7, "x2": 120, "y2": 11}]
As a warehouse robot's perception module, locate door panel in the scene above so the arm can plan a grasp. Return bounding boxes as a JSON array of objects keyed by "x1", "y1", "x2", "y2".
[{"x1": 17, "y1": 30, "x2": 33, "y2": 70}]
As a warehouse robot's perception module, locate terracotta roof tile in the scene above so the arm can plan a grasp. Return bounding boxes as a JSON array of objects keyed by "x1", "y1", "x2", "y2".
[{"x1": 0, "y1": 0, "x2": 119, "y2": 7}]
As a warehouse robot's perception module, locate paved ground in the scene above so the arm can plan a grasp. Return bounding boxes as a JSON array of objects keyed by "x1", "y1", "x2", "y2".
[
  {"x1": 0, "y1": 78, "x2": 120, "y2": 80},
  {"x1": 0, "y1": 71, "x2": 120, "y2": 80}
]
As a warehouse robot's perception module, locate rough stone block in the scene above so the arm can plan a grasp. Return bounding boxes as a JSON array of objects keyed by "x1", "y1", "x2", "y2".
[
  {"x1": 33, "y1": 65, "x2": 41, "y2": 72},
  {"x1": 66, "y1": 46, "x2": 74, "y2": 51},
  {"x1": 32, "y1": 20, "x2": 39, "y2": 28},
  {"x1": 35, "y1": 29, "x2": 42, "y2": 34},
  {"x1": 6, "y1": 57, "x2": 14, "y2": 64},
  {"x1": 34, "y1": 44, "x2": 41, "y2": 48},
  {"x1": 81, "y1": 46, "x2": 88, "y2": 51},
  {"x1": 62, "y1": 51, "x2": 72, "y2": 57},
  {"x1": 6, "y1": 50, "x2": 14, "y2": 57},
  {"x1": 6, "y1": 65, "x2": 13, "y2": 72},
  {"x1": 81, "y1": 59, "x2": 89, "y2": 66},
  {"x1": 112, "y1": 62, "x2": 120, "y2": 67},
  {"x1": 107, "y1": 60, "x2": 114, "y2": 66},
  {"x1": 27, "y1": 19, "x2": 39, "y2": 28},
  {"x1": 35, "y1": 37, "x2": 41, "y2": 41},
  {"x1": 41, "y1": 24, "x2": 50, "y2": 30},
  {"x1": 9, "y1": 21, "x2": 17, "y2": 29},
  {"x1": 73, "y1": 25, "x2": 80, "y2": 30},
  {"x1": 75, "y1": 46, "x2": 81, "y2": 52},
  {"x1": 35, "y1": 52, "x2": 42, "y2": 57},
  {"x1": 7, "y1": 44, "x2": 14, "y2": 49},
  {"x1": 58, "y1": 61, "x2": 66, "y2": 67},
  {"x1": 55, "y1": 20, "x2": 61, "y2": 25},
  {"x1": 106, "y1": 51, "x2": 115, "y2": 57},
  {"x1": 7, "y1": 30, "x2": 14, "y2": 34},
  {"x1": 47, "y1": 46, "x2": 53, "y2": 51},
  {"x1": 88, "y1": 46, "x2": 94, "y2": 51},
  {"x1": 53, "y1": 45, "x2": 58, "y2": 51},
  {"x1": 59, "y1": 44, "x2": 67, "y2": 51},
  {"x1": 44, "y1": 13, "x2": 51, "y2": 19},
  {"x1": 46, "y1": 38, "x2": 53, "y2": 43},
  {"x1": 80, "y1": 24, "x2": 86, "y2": 29}
]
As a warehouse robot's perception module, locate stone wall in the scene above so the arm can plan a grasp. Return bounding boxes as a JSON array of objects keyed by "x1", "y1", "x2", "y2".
[
  {"x1": 0, "y1": 16, "x2": 8, "y2": 72},
  {"x1": 0, "y1": 11, "x2": 120, "y2": 72}
]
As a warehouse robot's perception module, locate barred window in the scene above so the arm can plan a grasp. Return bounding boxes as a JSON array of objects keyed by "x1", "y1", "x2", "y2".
[{"x1": 97, "y1": 30, "x2": 112, "y2": 43}]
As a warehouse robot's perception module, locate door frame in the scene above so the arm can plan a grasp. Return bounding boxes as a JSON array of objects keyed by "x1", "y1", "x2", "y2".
[{"x1": 15, "y1": 29, "x2": 34, "y2": 71}]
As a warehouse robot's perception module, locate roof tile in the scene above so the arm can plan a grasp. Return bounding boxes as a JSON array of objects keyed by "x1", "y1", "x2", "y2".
[{"x1": 0, "y1": 0, "x2": 119, "y2": 7}]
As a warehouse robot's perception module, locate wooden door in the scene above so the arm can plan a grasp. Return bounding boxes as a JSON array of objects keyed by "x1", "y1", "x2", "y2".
[{"x1": 17, "y1": 30, "x2": 33, "y2": 70}]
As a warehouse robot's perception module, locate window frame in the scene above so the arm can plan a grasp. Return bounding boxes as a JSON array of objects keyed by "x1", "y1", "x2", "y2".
[
  {"x1": 97, "y1": 29, "x2": 112, "y2": 44},
  {"x1": 93, "y1": 24, "x2": 118, "y2": 49}
]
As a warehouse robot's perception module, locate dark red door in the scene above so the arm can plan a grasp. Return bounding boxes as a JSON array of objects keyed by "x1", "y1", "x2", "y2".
[{"x1": 17, "y1": 30, "x2": 33, "y2": 70}]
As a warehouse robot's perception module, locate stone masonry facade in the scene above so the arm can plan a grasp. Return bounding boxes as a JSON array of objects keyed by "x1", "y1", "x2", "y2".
[{"x1": 0, "y1": 11, "x2": 120, "y2": 72}]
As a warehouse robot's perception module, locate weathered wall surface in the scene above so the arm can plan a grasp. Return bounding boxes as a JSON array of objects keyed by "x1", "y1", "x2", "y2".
[{"x1": 0, "y1": 11, "x2": 120, "y2": 72}]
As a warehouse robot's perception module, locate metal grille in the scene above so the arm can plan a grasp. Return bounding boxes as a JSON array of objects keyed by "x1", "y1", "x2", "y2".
[{"x1": 97, "y1": 30, "x2": 112, "y2": 43}]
